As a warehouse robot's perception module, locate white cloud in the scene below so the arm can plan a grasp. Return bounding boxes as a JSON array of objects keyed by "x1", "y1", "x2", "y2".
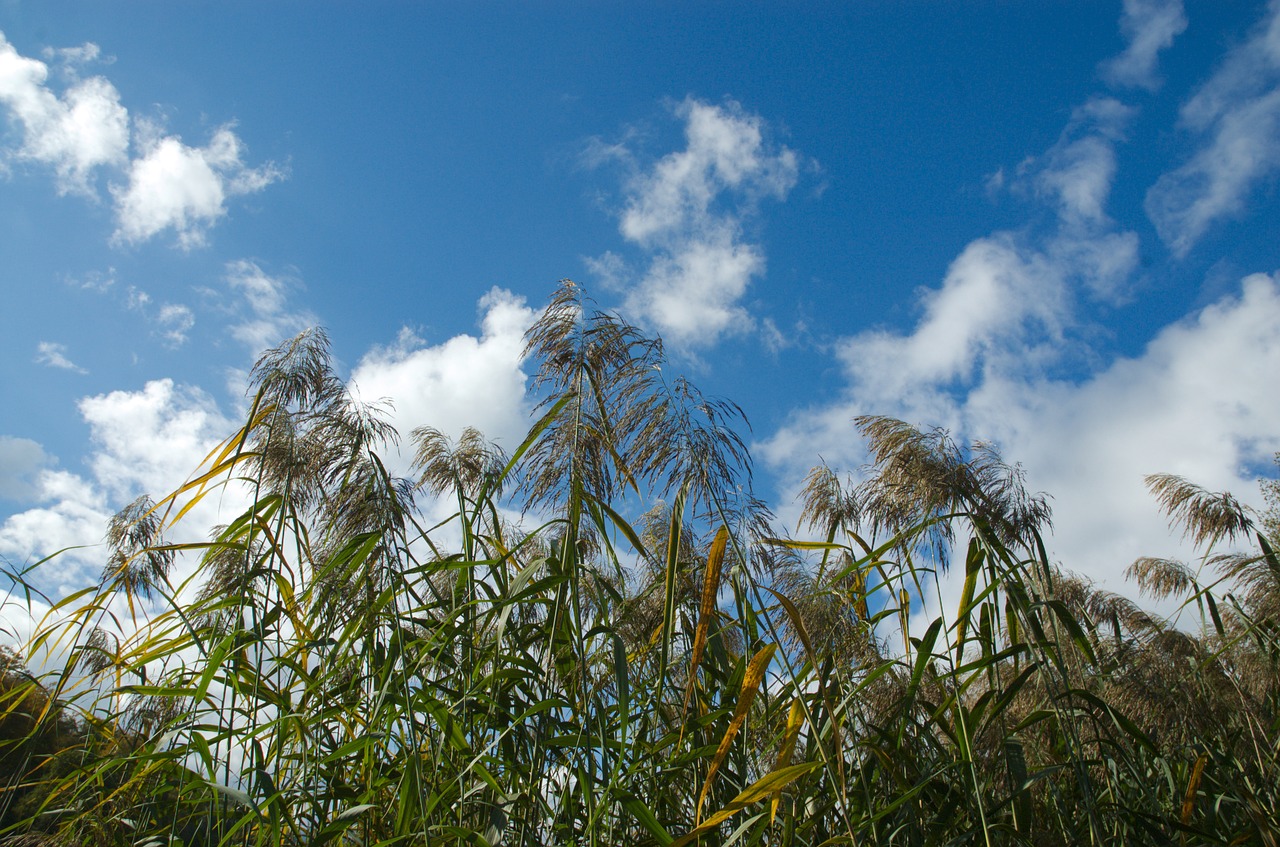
[
  {"x1": 986, "y1": 273, "x2": 1280, "y2": 586},
  {"x1": 1148, "y1": 89, "x2": 1280, "y2": 256},
  {"x1": 79, "y1": 379, "x2": 233, "y2": 503},
  {"x1": 760, "y1": 316, "x2": 789, "y2": 354},
  {"x1": 228, "y1": 258, "x2": 287, "y2": 316},
  {"x1": 802, "y1": 98, "x2": 1136, "y2": 426},
  {"x1": 1047, "y1": 229, "x2": 1141, "y2": 304},
  {"x1": 0, "y1": 31, "x2": 281, "y2": 247},
  {"x1": 349, "y1": 288, "x2": 536, "y2": 477},
  {"x1": 1033, "y1": 98, "x2": 1131, "y2": 228},
  {"x1": 0, "y1": 437, "x2": 49, "y2": 502},
  {"x1": 34, "y1": 341, "x2": 87, "y2": 374},
  {"x1": 67, "y1": 267, "x2": 117, "y2": 292},
  {"x1": 1146, "y1": 1, "x2": 1280, "y2": 255},
  {"x1": 0, "y1": 32, "x2": 129, "y2": 195},
  {"x1": 0, "y1": 379, "x2": 239, "y2": 597},
  {"x1": 112, "y1": 124, "x2": 284, "y2": 249},
  {"x1": 126, "y1": 285, "x2": 150, "y2": 310},
  {"x1": 625, "y1": 225, "x2": 763, "y2": 345},
  {"x1": 590, "y1": 97, "x2": 802, "y2": 349},
  {"x1": 618, "y1": 98, "x2": 798, "y2": 245},
  {"x1": 837, "y1": 236, "x2": 1064, "y2": 410},
  {"x1": 1178, "y1": 2, "x2": 1280, "y2": 133},
  {"x1": 1025, "y1": 97, "x2": 1142, "y2": 302},
  {"x1": 42, "y1": 42, "x2": 105, "y2": 67},
  {"x1": 0, "y1": 284, "x2": 534, "y2": 608},
  {"x1": 118, "y1": 283, "x2": 197, "y2": 347},
  {"x1": 0, "y1": 466, "x2": 112, "y2": 596},
  {"x1": 764, "y1": 269, "x2": 1280, "y2": 617},
  {"x1": 1100, "y1": 0, "x2": 1187, "y2": 91},
  {"x1": 818, "y1": 98, "x2": 1137, "y2": 417}
]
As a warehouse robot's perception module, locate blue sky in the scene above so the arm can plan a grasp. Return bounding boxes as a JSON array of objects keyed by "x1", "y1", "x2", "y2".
[{"x1": 3, "y1": 0, "x2": 1280, "y2": 610}]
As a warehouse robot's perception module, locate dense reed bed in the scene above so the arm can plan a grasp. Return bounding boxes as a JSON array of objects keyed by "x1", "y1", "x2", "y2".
[{"x1": 2, "y1": 281, "x2": 1277, "y2": 846}]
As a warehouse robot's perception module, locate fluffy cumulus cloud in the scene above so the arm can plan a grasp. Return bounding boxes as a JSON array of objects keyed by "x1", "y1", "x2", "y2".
[
  {"x1": 766, "y1": 267, "x2": 1280, "y2": 610},
  {"x1": 0, "y1": 31, "x2": 281, "y2": 247},
  {"x1": 626, "y1": 228, "x2": 765, "y2": 345},
  {"x1": 0, "y1": 285, "x2": 536, "y2": 606},
  {"x1": 777, "y1": 278, "x2": 1277, "y2": 624},
  {"x1": 590, "y1": 98, "x2": 801, "y2": 349},
  {"x1": 112, "y1": 123, "x2": 284, "y2": 249},
  {"x1": 0, "y1": 289, "x2": 539, "y2": 664},
  {"x1": 0, "y1": 380, "x2": 237, "y2": 597},
  {"x1": 984, "y1": 274, "x2": 1280, "y2": 582},
  {"x1": 1146, "y1": 1, "x2": 1280, "y2": 255},
  {"x1": 841, "y1": 238, "x2": 1061, "y2": 412},
  {"x1": 1100, "y1": 0, "x2": 1187, "y2": 91},
  {"x1": 0, "y1": 32, "x2": 128, "y2": 194},
  {"x1": 77, "y1": 380, "x2": 234, "y2": 504},
  {"x1": 349, "y1": 288, "x2": 537, "y2": 477}
]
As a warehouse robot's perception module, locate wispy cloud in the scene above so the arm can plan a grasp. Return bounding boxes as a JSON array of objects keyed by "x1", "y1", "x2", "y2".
[
  {"x1": 1146, "y1": 1, "x2": 1280, "y2": 255},
  {"x1": 122, "y1": 283, "x2": 195, "y2": 348},
  {"x1": 588, "y1": 97, "x2": 803, "y2": 349},
  {"x1": 223, "y1": 259, "x2": 316, "y2": 356},
  {"x1": 157, "y1": 303, "x2": 195, "y2": 347},
  {"x1": 1099, "y1": 0, "x2": 1187, "y2": 91},
  {"x1": 41, "y1": 42, "x2": 109, "y2": 68},
  {"x1": 65, "y1": 267, "x2": 117, "y2": 292},
  {"x1": 34, "y1": 341, "x2": 87, "y2": 374},
  {"x1": 1033, "y1": 97, "x2": 1141, "y2": 303}
]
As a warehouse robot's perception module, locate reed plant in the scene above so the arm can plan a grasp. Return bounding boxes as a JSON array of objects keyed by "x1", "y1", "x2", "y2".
[{"x1": 1, "y1": 280, "x2": 1276, "y2": 846}]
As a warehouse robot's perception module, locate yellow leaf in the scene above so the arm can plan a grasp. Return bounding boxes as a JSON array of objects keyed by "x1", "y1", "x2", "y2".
[
  {"x1": 771, "y1": 698, "x2": 805, "y2": 823},
  {"x1": 683, "y1": 526, "x2": 729, "y2": 726},
  {"x1": 676, "y1": 762, "x2": 820, "y2": 847},
  {"x1": 1181, "y1": 750, "x2": 1209, "y2": 826},
  {"x1": 696, "y1": 643, "x2": 777, "y2": 824}
]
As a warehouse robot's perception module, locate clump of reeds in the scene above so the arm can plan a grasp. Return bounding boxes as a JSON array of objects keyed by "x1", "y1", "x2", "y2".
[{"x1": 1, "y1": 280, "x2": 1276, "y2": 846}]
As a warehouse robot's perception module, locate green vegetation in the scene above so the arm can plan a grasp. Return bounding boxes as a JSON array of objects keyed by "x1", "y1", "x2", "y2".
[{"x1": 2, "y1": 281, "x2": 1277, "y2": 846}]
